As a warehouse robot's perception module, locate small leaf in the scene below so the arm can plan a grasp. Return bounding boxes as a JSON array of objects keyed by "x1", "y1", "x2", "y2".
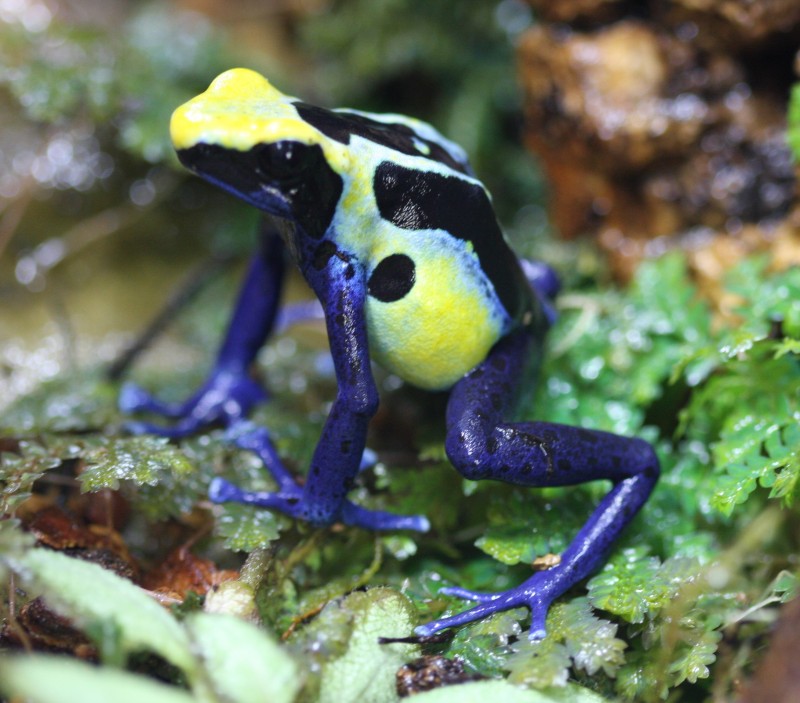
[
  {"x1": 586, "y1": 549, "x2": 664, "y2": 623},
  {"x1": 316, "y1": 588, "x2": 419, "y2": 703},
  {"x1": 0, "y1": 372, "x2": 119, "y2": 434},
  {"x1": 667, "y1": 626, "x2": 721, "y2": 686},
  {"x1": 10, "y1": 549, "x2": 195, "y2": 674},
  {"x1": 215, "y1": 502, "x2": 286, "y2": 551},
  {"x1": 0, "y1": 655, "x2": 195, "y2": 703},
  {"x1": 506, "y1": 637, "x2": 572, "y2": 688},
  {"x1": 186, "y1": 612, "x2": 300, "y2": 703},
  {"x1": 410, "y1": 679, "x2": 609, "y2": 702}
]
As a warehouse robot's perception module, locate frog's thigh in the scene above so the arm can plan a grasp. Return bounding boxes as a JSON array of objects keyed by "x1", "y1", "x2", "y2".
[{"x1": 444, "y1": 329, "x2": 658, "y2": 487}]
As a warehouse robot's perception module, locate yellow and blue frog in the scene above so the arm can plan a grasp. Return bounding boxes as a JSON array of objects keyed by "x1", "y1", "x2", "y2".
[{"x1": 122, "y1": 68, "x2": 659, "y2": 640}]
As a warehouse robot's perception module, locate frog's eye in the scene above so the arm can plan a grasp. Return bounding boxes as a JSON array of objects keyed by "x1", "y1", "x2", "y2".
[{"x1": 255, "y1": 141, "x2": 312, "y2": 182}]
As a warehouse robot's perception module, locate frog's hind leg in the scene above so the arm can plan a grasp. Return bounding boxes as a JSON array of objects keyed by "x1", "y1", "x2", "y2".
[{"x1": 418, "y1": 328, "x2": 659, "y2": 640}]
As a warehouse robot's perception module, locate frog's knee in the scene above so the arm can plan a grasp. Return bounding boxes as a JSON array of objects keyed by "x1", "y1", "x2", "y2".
[{"x1": 445, "y1": 424, "x2": 490, "y2": 481}]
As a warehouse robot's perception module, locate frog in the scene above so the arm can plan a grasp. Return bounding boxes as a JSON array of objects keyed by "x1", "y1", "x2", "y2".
[{"x1": 121, "y1": 68, "x2": 659, "y2": 640}]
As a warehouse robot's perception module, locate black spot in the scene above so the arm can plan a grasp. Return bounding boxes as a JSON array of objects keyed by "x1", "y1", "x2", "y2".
[
  {"x1": 334, "y1": 313, "x2": 345, "y2": 325},
  {"x1": 313, "y1": 240, "x2": 338, "y2": 270},
  {"x1": 341, "y1": 440, "x2": 352, "y2": 454},
  {"x1": 486, "y1": 437, "x2": 498, "y2": 455},
  {"x1": 373, "y1": 162, "x2": 531, "y2": 321},
  {"x1": 558, "y1": 459, "x2": 572, "y2": 472},
  {"x1": 293, "y1": 102, "x2": 471, "y2": 174},
  {"x1": 344, "y1": 264, "x2": 356, "y2": 280},
  {"x1": 367, "y1": 254, "x2": 416, "y2": 303},
  {"x1": 490, "y1": 394, "x2": 502, "y2": 411},
  {"x1": 577, "y1": 428, "x2": 599, "y2": 444}
]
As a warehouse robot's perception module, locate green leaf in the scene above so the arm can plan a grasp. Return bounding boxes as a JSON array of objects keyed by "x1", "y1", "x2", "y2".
[
  {"x1": 0, "y1": 520, "x2": 35, "y2": 581},
  {"x1": 475, "y1": 488, "x2": 599, "y2": 566},
  {"x1": 667, "y1": 626, "x2": 721, "y2": 686},
  {"x1": 79, "y1": 435, "x2": 200, "y2": 520},
  {"x1": 0, "y1": 371, "x2": 119, "y2": 434},
  {"x1": 215, "y1": 502, "x2": 286, "y2": 551},
  {"x1": 505, "y1": 599, "x2": 625, "y2": 687},
  {"x1": 186, "y1": 612, "x2": 300, "y2": 703},
  {"x1": 555, "y1": 599, "x2": 627, "y2": 677},
  {"x1": 80, "y1": 435, "x2": 194, "y2": 490},
  {"x1": 789, "y1": 83, "x2": 800, "y2": 160},
  {"x1": 1, "y1": 438, "x2": 65, "y2": 514},
  {"x1": 9, "y1": 549, "x2": 195, "y2": 674},
  {"x1": 586, "y1": 549, "x2": 663, "y2": 624},
  {"x1": 315, "y1": 588, "x2": 419, "y2": 703},
  {"x1": 0, "y1": 655, "x2": 196, "y2": 703},
  {"x1": 410, "y1": 680, "x2": 609, "y2": 702},
  {"x1": 506, "y1": 637, "x2": 572, "y2": 688}
]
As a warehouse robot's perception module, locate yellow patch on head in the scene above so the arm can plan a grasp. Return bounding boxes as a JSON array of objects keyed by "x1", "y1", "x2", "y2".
[{"x1": 170, "y1": 68, "x2": 346, "y2": 168}]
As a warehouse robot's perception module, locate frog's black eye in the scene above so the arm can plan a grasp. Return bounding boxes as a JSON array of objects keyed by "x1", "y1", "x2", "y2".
[
  {"x1": 368, "y1": 253, "x2": 416, "y2": 303},
  {"x1": 255, "y1": 141, "x2": 311, "y2": 182}
]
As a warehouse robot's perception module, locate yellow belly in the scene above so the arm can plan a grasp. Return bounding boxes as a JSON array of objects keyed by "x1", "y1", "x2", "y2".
[{"x1": 364, "y1": 236, "x2": 508, "y2": 390}]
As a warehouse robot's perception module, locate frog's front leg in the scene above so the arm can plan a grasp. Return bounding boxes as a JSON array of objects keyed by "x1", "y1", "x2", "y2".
[
  {"x1": 417, "y1": 328, "x2": 659, "y2": 640},
  {"x1": 210, "y1": 252, "x2": 429, "y2": 533},
  {"x1": 122, "y1": 224, "x2": 285, "y2": 437}
]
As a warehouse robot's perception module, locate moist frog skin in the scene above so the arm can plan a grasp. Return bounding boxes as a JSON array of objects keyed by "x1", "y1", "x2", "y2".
[{"x1": 122, "y1": 68, "x2": 659, "y2": 640}]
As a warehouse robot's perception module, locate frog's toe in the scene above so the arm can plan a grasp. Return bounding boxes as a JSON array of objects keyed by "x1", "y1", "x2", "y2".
[
  {"x1": 438, "y1": 586, "x2": 502, "y2": 603},
  {"x1": 341, "y1": 502, "x2": 430, "y2": 532},
  {"x1": 417, "y1": 580, "x2": 556, "y2": 639},
  {"x1": 208, "y1": 478, "x2": 300, "y2": 510},
  {"x1": 415, "y1": 598, "x2": 511, "y2": 637},
  {"x1": 119, "y1": 382, "x2": 183, "y2": 416},
  {"x1": 209, "y1": 477, "x2": 241, "y2": 503}
]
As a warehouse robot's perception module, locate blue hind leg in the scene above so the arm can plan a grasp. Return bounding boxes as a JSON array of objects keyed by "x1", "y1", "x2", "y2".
[{"x1": 416, "y1": 328, "x2": 659, "y2": 640}]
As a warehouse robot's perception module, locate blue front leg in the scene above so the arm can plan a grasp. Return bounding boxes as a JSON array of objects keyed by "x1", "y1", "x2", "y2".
[
  {"x1": 416, "y1": 328, "x2": 659, "y2": 640},
  {"x1": 122, "y1": 223, "x2": 285, "y2": 436},
  {"x1": 210, "y1": 250, "x2": 429, "y2": 532}
]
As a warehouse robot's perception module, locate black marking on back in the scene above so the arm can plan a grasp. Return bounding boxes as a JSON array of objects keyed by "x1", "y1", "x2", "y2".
[
  {"x1": 368, "y1": 253, "x2": 416, "y2": 303},
  {"x1": 373, "y1": 161, "x2": 530, "y2": 321},
  {"x1": 293, "y1": 102, "x2": 471, "y2": 175}
]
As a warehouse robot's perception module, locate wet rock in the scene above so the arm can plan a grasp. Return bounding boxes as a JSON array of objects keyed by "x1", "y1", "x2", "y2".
[{"x1": 518, "y1": 4, "x2": 800, "y2": 280}]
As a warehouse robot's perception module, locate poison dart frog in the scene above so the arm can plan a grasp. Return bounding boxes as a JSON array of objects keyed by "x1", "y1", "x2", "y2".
[{"x1": 122, "y1": 68, "x2": 659, "y2": 639}]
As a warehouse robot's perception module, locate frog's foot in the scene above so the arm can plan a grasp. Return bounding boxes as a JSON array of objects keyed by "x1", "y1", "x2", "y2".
[
  {"x1": 209, "y1": 476, "x2": 429, "y2": 533},
  {"x1": 415, "y1": 571, "x2": 562, "y2": 641},
  {"x1": 120, "y1": 372, "x2": 267, "y2": 438}
]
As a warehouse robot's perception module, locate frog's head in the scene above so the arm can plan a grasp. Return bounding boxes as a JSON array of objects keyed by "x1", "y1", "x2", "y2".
[{"x1": 171, "y1": 68, "x2": 344, "y2": 239}]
